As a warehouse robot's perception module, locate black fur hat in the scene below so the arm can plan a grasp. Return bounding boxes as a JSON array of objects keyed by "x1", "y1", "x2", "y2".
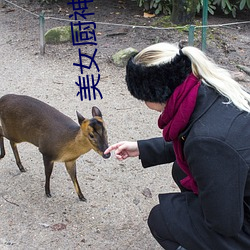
[{"x1": 125, "y1": 52, "x2": 192, "y2": 103}]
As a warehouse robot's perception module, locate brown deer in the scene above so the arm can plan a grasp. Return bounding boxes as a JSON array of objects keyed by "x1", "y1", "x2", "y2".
[{"x1": 0, "y1": 94, "x2": 110, "y2": 201}]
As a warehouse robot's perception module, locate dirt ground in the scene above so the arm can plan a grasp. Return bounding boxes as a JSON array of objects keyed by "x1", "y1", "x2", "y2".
[{"x1": 0, "y1": 0, "x2": 249, "y2": 249}]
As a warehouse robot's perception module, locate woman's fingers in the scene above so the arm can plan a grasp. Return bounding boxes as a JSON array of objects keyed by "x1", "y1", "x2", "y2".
[
  {"x1": 104, "y1": 141, "x2": 138, "y2": 160},
  {"x1": 104, "y1": 142, "x2": 125, "y2": 154}
]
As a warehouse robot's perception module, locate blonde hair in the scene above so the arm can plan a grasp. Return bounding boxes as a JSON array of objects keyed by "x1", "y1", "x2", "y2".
[{"x1": 134, "y1": 42, "x2": 250, "y2": 113}]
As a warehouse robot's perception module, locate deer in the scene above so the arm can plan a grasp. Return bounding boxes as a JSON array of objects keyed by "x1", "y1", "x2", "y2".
[{"x1": 0, "y1": 94, "x2": 111, "y2": 201}]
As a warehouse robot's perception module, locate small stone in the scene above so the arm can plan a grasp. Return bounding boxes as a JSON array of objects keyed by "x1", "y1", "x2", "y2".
[
  {"x1": 133, "y1": 198, "x2": 140, "y2": 205},
  {"x1": 112, "y1": 47, "x2": 138, "y2": 67},
  {"x1": 142, "y1": 188, "x2": 152, "y2": 198},
  {"x1": 231, "y1": 71, "x2": 247, "y2": 82},
  {"x1": 45, "y1": 26, "x2": 75, "y2": 44},
  {"x1": 39, "y1": 223, "x2": 50, "y2": 228}
]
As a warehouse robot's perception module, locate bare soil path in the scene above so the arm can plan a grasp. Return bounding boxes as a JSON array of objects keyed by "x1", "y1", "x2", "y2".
[{"x1": 0, "y1": 1, "x2": 249, "y2": 249}]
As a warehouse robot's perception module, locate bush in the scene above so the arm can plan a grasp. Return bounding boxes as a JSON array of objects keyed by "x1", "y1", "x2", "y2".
[
  {"x1": 212, "y1": 0, "x2": 250, "y2": 17},
  {"x1": 136, "y1": 0, "x2": 250, "y2": 18},
  {"x1": 136, "y1": 0, "x2": 172, "y2": 15}
]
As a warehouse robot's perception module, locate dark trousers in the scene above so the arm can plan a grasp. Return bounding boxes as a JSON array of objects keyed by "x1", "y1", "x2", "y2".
[{"x1": 148, "y1": 162, "x2": 188, "y2": 250}]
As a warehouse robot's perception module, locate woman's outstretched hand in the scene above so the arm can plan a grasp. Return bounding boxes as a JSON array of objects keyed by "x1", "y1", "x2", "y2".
[{"x1": 104, "y1": 141, "x2": 139, "y2": 160}]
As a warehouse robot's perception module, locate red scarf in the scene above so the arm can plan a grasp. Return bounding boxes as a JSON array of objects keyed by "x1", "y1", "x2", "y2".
[{"x1": 158, "y1": 73, "x2": 201, "y2": 194}]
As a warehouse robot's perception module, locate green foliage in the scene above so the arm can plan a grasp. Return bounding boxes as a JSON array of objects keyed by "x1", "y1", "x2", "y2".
[
  {"x1": 136, "y1": 0, "x2": 172, "y2": 15},
  {"x1": 203, "y1": 0, "x2": 250, "y2": 18},
  {"x1": 213, "y1": 0, "x2": 238, "y2": 17},
  {"x1": 197, "y1": 0, "x2": 216, "y2": 15},
  {"x1": 135, "y1": 0, "x2": 250, "y2": 18},
  {"x1": 239, "y1": 0, "x2": 250, "y2": 9}
]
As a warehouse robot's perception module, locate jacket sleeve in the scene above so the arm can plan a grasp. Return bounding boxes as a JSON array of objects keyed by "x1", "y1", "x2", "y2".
[
  {"x1": 137, "y1": 137, "x2": 175, "y2": 168},
  {"x1": 185, "y1": 136, "x2": 249, "y2": 237}
]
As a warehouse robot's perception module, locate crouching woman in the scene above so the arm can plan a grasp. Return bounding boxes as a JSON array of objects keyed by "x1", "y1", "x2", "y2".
[{"x1": 105, "y1": 42, "x2": 250, "y2": 249}]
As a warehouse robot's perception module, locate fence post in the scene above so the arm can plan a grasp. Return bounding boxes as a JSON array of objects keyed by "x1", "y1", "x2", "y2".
[
  {"x1": 39, "y1": 11, "x2": 45, "y2": 55},
  {"x1": 202, "y1": 0, "x2": 208, "y2": 51},
  {"x1": 188, "y1": 25, "x2": 195, "y2": 46}
]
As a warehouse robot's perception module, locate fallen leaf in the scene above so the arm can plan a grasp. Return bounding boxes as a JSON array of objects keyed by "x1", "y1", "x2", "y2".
[
  {"x1": 51, "y1": 223, "x2": 67, "y2": 231},
  {"x1": 143, "y1": 12, "x2": 155, "y2": 18}
]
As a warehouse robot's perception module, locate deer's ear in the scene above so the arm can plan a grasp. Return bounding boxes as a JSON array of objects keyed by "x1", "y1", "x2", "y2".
[
  {"x1": 92, "y1": 106, "x2": 102, "y2": 118},
  {"x1": 76, "y1": 111, "x2": 85, "y2": 125}
]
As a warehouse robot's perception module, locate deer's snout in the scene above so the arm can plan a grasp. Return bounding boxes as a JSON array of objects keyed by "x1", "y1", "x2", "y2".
[{"x1": 102, "y1": 152, "x2": 111, "y2": 159}]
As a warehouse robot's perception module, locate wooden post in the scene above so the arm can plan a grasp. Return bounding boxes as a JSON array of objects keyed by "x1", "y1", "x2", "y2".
[{"x1": 39, "y1": 11, "x2": 45, "y2": 55}]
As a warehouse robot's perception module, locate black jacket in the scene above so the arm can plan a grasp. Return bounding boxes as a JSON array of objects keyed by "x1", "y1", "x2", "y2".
[{"x1": 138, "y1": 84, "x2": 250, "y2": 249}]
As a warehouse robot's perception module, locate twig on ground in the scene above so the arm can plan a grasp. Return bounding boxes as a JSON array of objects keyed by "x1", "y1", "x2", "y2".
[{"x1": 2, "y1": 196, "x2": 20, "y2": 206}]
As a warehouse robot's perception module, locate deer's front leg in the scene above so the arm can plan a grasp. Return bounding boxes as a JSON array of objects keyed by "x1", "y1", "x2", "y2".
[
  {"x1": 43, "y1": 155, "x2": 54, "y2": 198},
  {"x1": 65, "y1": 160, "x2": 86, "y2": 202}
]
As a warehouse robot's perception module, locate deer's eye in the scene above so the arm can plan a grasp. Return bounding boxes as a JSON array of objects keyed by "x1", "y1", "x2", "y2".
[{"x1": 89, "y1": 133, "x2": 94, "y2": 139}]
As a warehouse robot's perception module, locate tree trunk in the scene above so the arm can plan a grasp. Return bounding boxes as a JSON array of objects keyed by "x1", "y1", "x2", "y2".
[{"x1": 171, "y1": 0, "x2": 198, "y2": 25}]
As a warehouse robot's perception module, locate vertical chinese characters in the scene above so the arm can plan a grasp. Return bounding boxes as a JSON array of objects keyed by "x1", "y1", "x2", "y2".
[{"x1": 68, "y1": 0, "x2": 103, "y2": 101}]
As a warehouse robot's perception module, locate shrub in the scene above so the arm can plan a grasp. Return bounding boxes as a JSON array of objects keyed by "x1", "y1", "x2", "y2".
[
  {"x1": 136, "y1": 0, "x2": 172, "y2": 15},
  {"x1": 136, "y1": 0, "x2": 250, "y2": 17}
]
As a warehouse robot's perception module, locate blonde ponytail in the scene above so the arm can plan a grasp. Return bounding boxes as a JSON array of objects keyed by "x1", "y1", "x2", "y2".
[{"x1": 181, "y1": 46, "x2": 250, "y2": 112}]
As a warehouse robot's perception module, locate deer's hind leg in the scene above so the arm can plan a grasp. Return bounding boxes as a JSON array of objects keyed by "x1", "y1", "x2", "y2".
[
  {"x1": 10, "y1": 141, "x2": 26, "y2": 172},
  {"x1": 65, "y1": 160, "x2": 86, "y2": 202},
  {"x1": 0, "y1": 126, "x2": 5, "y2": 159}
]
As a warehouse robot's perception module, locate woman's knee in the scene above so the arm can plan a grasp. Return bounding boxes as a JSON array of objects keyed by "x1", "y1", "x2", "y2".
[
  {"x1": 148, "y1": 204, "x2": 161, "y2": 233},
  {"x1": 148, "y1": 205, "x2": 179, "y2": 249}
]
